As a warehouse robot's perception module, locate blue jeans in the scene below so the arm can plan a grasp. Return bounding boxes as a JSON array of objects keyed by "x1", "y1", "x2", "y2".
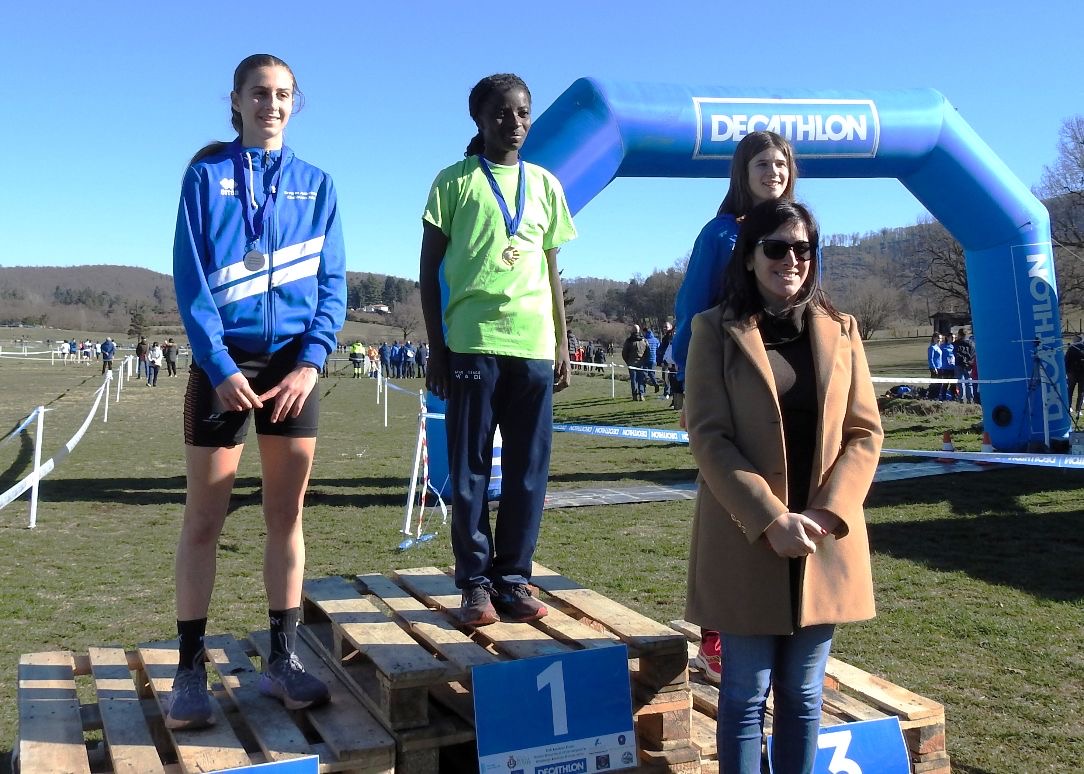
[
  {"x1": 446, "y1": 353, "x2": 553, "y2": 590},
  {"x1": 718, "y1": 624, "x2": 835, "y2": 774},
  {"x1": 955, "y1": 365, "x2": 974, "y2": 403},
  {"x1": 628, "y1": 367, "x2": 644, "y2": 397}
]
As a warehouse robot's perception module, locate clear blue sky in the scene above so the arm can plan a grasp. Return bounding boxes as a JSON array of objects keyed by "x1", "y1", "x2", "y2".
[{"x1": 2, "y1": 0, "x2": 1080, "y2": 282}]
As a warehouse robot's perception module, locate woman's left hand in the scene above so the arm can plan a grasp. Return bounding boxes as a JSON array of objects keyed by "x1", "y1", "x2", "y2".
[
  {"x1": 258, "y1": 365, "x2": 319, "y2": 423},
  {"x1": 803, "y1": 508, "x2": 843, "y2": 541}
]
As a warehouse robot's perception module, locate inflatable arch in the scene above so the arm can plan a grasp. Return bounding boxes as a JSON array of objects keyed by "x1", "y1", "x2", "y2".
[{"x1": 522, "y1": 78, "x2": 1068, "y2": 452}]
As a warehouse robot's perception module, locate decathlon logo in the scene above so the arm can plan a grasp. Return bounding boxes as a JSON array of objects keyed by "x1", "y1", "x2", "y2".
[
  {"x1": 219, "y1": 177, "x2": 236, "y2": 196},
  {"x1": 535, "y1": 760, "x2": 586, "y2": 774},
  {"x1": 692, "y1": 97, "x2": 881, "y2": 159}
]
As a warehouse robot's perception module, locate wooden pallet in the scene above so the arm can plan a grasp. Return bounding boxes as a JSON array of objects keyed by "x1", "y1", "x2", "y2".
[
  {"x1": 670, "y1": 620, "x2": 951, "y2": 774},
  {"x1": 16, "y1": 568, "x2": 948, "y2": 774},
  {"x1": 17, "y1": 637, "x2": 395, "y2": 774},
  {"x1": 300, "y1": 563, "x2": 698, "y2": 773}
]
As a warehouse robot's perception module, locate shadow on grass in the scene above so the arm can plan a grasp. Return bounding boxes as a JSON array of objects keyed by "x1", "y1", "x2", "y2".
[
  {"x1": 868, "y1": 471, "x2": 1084, "y2": 602},
  {"x1": 2, "y1": 474, "x2": 411, "y2": 510}
]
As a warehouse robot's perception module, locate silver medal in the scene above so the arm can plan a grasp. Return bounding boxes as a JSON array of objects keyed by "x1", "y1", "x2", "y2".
[{"x1": 243, "y1": 249, "x2": 266, "y2": 271}]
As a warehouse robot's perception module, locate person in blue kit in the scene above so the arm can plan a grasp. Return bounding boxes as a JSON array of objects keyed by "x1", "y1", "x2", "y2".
[
  {"x1": 671, "y1": 130, "x2": 798, "y2": 685},
  {"x1": 168, "y1": 54, "x2": 346, "y2": 729},
  {"x1": 419, "y1": 73, "x2": 576, "y2": 627},
  {"x1": 100, "y1": 337, "x2": 115, "y2": 374}
]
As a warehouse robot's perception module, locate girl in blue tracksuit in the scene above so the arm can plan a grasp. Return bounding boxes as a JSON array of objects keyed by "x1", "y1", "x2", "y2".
[
  {"x1": 167, "y1": 53, "x2": 346, "y2": 729},
  {"x1": 671, "y1": 130, "x2": 798, "y2": 686}
]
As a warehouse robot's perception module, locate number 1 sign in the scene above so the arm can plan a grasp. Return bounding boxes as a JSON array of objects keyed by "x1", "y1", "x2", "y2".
[{"x1": 472, "y1": 645, "x2": 637, "y2": 774}]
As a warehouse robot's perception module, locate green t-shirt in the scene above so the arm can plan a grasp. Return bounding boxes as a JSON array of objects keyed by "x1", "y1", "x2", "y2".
[{"x1": 423, "y1": 156, "x2": 577, "y2": 360}]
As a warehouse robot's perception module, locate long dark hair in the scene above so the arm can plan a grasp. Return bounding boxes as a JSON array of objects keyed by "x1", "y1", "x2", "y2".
[
  {"x1": 188, "y1": 54, "x2": 304, "y2": 166},
  {"x1": 719, "y1": 200, "x2": 842, "y2": 322},
  {"x1": 718, "y1": 131, "x2": 797, "y2": 217},
  {"x1": 464, "y1": 73, "x2": 531, "y2": 157}
]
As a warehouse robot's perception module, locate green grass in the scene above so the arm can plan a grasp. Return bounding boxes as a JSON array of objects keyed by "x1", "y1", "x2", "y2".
[{"x1": 0, "y1": 353, "x2": 1081, "y2": 772}]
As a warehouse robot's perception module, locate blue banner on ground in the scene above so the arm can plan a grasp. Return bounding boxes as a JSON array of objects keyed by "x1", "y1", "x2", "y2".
[{"x1": 552, "y1": 422, "x2": 688, "y2": 444}]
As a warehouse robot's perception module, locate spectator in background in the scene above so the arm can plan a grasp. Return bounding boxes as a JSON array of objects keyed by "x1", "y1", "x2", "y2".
[
  {"x1": 378, "y1": 341, "x2": 390, "y2": 377},
  {"x1": 643, "y1": 327, "x2": 661, "y2": 393},
  {"x1": 416, "y1": 342, "x2": 428, "y2": 378},
  {"x1": 1066, "y1": 334, "x2": 1084, "y2": 417},
  {"x1": 953, "y1": 329, "x2": 976, "y2": 404},
  {"x1": 940, "y1": 333, "x2": 956, "y2": 401},
  {"x1": 402, "y1": 340, "x2": 416, "y2": 378},
  {"x1": 390, "y1": 340, "x2": 402, "y2": 378},
  {"x1": 926, "y1": 333, "x2": 943, "y2": 400},
  {"x1": 136, "y1": 336, "x2": 149, "y2": 379},
  {"x1": 349, "y1": 341, "x2": 365, "y2": 378},
  {"x1": 367, "y1": 344, "x2": 380, "y2": 378},
  {"x1": 659, "y1": 321, "x2": 675, "y2": 398},
  {"x1": 165, "y1": 338, "x2": 180, "y2": 377},
  {"x1": 622, "y1": 324, "x2": 648, "y2": 401},
  {"x1": 100, "y1": 337, "x2": 116, "y2": 374},
  {"x1": 68, "y1": 338, "x2": 78, "y2": 364},
  {"x1": 147, "y1": 341, "x2": 163, "y2": 386}
]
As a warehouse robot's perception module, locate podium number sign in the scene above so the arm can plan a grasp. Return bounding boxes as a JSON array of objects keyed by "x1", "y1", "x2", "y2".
[
  {"x1": 473, "y1": 645, "x2": 637, "y2": 773},
  {"x1": 768, "y1": 716, "x2": 910, "y2": 774}
]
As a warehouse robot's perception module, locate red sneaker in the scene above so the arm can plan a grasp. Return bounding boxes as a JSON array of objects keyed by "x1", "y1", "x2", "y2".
[
  {"x1": 459, "y1": 585, "x2": 498, "y2": 626},
  {"x1": 492, "y1": 584, "x2": 548, "y2": 622},
  {"x1": 694, "y1": 630, "x2": 721, "y2": 684}
]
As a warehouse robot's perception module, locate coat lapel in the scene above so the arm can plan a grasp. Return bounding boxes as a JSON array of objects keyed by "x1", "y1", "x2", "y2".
[
  {"x1": 808, "y1": 311, "x2": 841, "y2": 411},
  {"x1": 723, "y1": 317, "x2": 780, "y2": 405}
]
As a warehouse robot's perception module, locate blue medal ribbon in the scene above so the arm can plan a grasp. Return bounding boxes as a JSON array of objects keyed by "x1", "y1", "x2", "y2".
[
  {"x1": 476, "y1": 155, "x2": 525, "y2": 240},
  {"x1": 232, "y1": 140, "x2": 287, "y2": 252}
]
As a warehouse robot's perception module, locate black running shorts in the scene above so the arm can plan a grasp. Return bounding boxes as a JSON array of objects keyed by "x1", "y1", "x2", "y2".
[{"x1": 183, "y1": 339, "x2": 320, "y2": 447}]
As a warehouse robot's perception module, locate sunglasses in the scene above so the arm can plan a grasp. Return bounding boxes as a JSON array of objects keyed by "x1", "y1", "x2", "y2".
[{"x1": 757, "y1": 239, "x2": 814, "y2": 261}]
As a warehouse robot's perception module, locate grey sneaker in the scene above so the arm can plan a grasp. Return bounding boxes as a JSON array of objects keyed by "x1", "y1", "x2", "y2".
[
  {"x1": 165, "y1": 665, "x2": 214, "y2": 729},
  {"x1": 493, "y1": 584, "x2": 548, "y2": 622},
  {"x1": 459, "y1": 584, "x2": 498, "y2": 626},
  {"x1": 258, "y1": 653, "x2": 330, "y2": 710}
]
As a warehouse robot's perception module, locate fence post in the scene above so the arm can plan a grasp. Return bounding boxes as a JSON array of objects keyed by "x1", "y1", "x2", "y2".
[{"x1": 28, "y1": 407, "x2": 44, "y2": 529}]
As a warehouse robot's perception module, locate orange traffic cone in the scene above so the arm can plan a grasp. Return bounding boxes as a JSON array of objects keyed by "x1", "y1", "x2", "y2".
[
  {"x1": 977, "y1": 432, "x2": 994, "y2": 464},
  {"x1": 937, "y1": 431, "x2": 956, "y2": 463}
]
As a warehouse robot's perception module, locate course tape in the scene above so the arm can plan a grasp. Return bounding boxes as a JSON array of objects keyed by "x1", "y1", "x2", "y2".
[
  {"x1": 882, "y1": 447, "x2": 1084, "y2": 469},
  {"x1": 385, "y1": 380, "x2": 423, "y2": 396},
  {"x1": 553, "y1": 422, "x2": 689, "y2": 443},
  {"x1": 870, "y1": 375, "x2": 1026, "y2": 385},
  {"x1": 0, "y1": 380, "x2": 108, "y2": 511},
  {"x1": 0, "y1": 409, "x2": 42, "y2": 449}
]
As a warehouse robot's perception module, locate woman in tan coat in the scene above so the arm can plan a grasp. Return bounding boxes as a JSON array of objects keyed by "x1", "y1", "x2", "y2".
[{"x1": 685, "y1": 200, "x2": 882, "y2": 774}]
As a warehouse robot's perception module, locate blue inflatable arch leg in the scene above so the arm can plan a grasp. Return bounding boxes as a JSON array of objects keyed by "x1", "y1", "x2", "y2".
[{"x1": 522, "y1": 78, "x2": 1067, "y2": 451}]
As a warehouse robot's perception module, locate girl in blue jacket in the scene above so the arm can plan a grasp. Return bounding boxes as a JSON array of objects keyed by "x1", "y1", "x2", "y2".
[
  {"x1": 672, "y1": 130, "x2": 798, "y2": 685},
  {"x1": 168, "y1": 53, "x2": 346, "y2": 729}
]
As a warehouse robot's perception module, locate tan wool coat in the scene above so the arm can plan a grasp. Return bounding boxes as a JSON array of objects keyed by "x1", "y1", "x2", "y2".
[{"x1": 684, "y1": 305, "x2": 883, "y2": 635}]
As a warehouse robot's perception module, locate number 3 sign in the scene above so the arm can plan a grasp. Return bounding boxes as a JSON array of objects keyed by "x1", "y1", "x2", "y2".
[
  {"x1": 768, "y1": 716, "x2": 910, "y2": 774},
  {"x1": 472, "y1": 646, "x2": 638, "y2": 773}
]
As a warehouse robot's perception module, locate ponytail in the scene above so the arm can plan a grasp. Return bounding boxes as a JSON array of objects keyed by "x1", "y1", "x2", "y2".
[
  {"x1": 188, "y1": 140, "x2": 236, "y2": 167},
  {"x1": 464, "y1": 133, "x2": 485, "y2": 157}
]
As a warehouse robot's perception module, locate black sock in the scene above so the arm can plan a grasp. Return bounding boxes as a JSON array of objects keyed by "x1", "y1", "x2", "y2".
[
  {"x1": 177, "y1": 618, "x2": 208, "y2": 671},
  {"x1": 269, "y1": 608, "x2": 301, "y2": 663}
]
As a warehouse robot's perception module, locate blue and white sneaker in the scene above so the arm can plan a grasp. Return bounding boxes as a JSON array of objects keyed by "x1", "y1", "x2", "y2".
[
  {"x1": 258, "y1": 653, "x2": 330, "y2": 710},
  {"x1": 165, "y1": 665, "x2": 214, "y2": 729}
]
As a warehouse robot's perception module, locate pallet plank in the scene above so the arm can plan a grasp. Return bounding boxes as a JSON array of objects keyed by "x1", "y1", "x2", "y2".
[
  {"x1": 17, "y1": 651, "x2": 91, "y2": 774},
  {"x1": 137, "y1": 640, "x2": 254, "y2": 773},
  {"x1": 393, "y1": 567, "x2": 574, "y2": 660},
  {"x1": 202, "y1": 635, "x2": 314, "y2": 764},
  {"x1": 357, "y1": 573, "x2": 499, "y2": 678},
  {"x1": 824, "y1": 657, "x2": 943, "y2": 721},
  {"x1": 248, "y1": 629, "x2": 397, "y2": 771},
  {"x1": 531, "y1": 563, "x2": 686, "y2": 655},
  {"x1": 87, "y1": 646, "x2": 166, "y2": 774},
  {"x1": 303, "y1": 576, "x2": 448, "y2": 688}
]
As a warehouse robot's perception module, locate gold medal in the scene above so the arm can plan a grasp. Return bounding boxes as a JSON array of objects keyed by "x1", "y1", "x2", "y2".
[{"x1": 501, "y1": 244, "x2": 519, "y2": 266}]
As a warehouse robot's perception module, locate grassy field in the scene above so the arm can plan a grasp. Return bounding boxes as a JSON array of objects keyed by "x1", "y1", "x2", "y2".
[{"x1": 0, "y1": 341, "x2": 1081, "y2": 772}]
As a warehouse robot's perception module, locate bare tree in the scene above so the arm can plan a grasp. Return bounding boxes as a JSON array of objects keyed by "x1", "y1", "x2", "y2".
[
  {"x1": 842, "y1": 278, "x2": 901, "y2": 340},
  {"x1": 906, "y1": 218, "x2": 970, "y2": 312},
  {"x1": 1036, "y1": 115, "x2": 1084, "y2": 307},
  {"x1": 388, "y1": 294, "x2": 423, "y2": 340}
]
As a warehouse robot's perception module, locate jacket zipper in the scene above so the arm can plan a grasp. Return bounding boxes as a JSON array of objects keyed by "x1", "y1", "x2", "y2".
[{"x1": 264, "y1": 150, "x2": 275, "y2": 346}]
